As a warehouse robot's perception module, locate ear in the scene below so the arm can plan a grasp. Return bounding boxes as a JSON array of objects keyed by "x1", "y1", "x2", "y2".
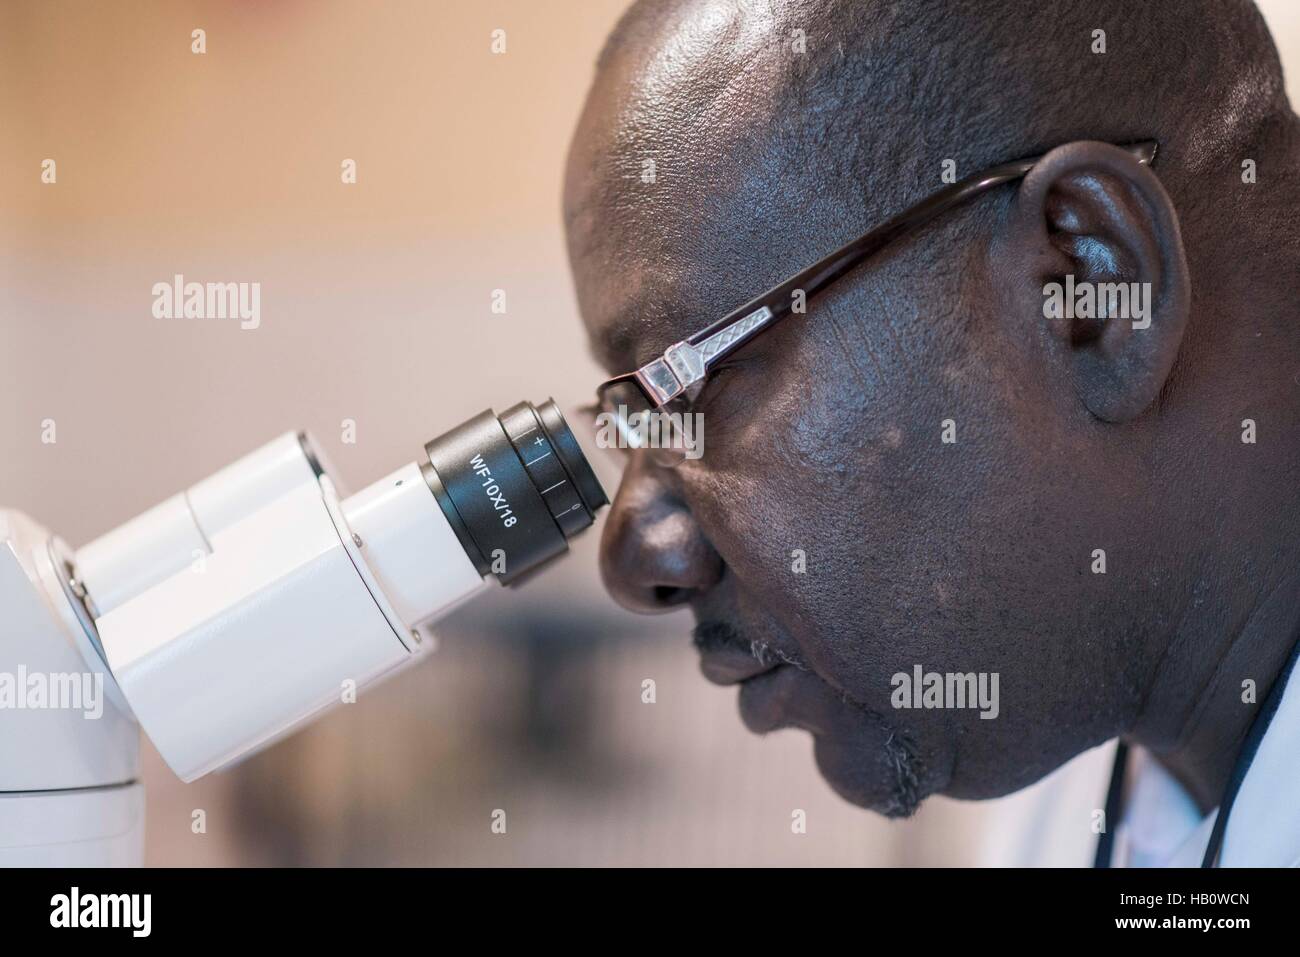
[{"x1": 996, "y1": 141, "x2": 1190, "y2": 423}]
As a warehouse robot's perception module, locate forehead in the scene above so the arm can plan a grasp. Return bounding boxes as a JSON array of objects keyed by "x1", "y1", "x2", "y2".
[{"x1": 564, "y1": 2, "x2": 836, "y2": 372}]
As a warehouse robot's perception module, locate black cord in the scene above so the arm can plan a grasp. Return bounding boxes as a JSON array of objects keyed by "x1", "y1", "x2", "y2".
[
  {"x1": 1094, "y1": 635, "x2": 1300, "y2": 867},
  {"x1": 1094, "y1": 740, "x2": 1129, "y2": 868},
  {"x1": 1199, "y1": 634, "x2": 1300, "y2": 867}
]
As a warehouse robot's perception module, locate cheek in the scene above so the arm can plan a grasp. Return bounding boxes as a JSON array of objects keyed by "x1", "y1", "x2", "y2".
[
  {"x1": 677, "y1": 362, "x2": 931, "y2": 684},
  {"x1": 678, "y1": 332, "x2": 1045, "y2": 699}
]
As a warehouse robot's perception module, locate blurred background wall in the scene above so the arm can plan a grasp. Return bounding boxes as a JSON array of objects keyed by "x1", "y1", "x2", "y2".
[{"x1": 3, "y1": 0, "x2": 1298, "y2": 866}]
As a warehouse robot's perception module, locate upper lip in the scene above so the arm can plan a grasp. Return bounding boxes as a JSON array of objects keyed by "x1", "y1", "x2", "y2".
[
  {"x1": 697, "y1": 643, "x2": 782, "y2": 686},
  {"x1": 692, "y1": 603, "x2": 802, "y2": 686}
]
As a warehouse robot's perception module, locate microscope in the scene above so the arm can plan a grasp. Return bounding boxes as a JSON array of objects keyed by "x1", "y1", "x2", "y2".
[{"x1": 0, "y1": 399, "x2": 607, "y2": 865}]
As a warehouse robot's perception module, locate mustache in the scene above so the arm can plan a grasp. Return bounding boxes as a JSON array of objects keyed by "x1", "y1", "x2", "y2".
[{"x1": 691, "y1": 620, "x2": 806, "y2": 671}]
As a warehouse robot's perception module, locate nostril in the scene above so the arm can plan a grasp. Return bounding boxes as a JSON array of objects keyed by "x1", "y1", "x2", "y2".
[{"x1": 653, "y1": 584, "x2": 689, "y2": 606}]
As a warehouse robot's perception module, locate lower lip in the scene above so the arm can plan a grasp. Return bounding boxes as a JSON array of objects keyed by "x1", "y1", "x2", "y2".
[{"x1": 735, "y1": 666, "x2": 805, "y2": 735}]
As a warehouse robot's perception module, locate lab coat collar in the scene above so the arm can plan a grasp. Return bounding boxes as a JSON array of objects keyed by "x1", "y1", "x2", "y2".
[
  {"x1": 1118, "y1": 647, "x2": 1300, "y2": 867},
  {"x1": 1221, "y1": 644, "x2": 1300, "y2": 866}
]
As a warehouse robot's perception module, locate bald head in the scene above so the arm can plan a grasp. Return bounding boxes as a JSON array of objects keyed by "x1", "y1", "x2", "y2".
[{"x1": 567, "y1": 0, "x2": 1296, "y2": 369}]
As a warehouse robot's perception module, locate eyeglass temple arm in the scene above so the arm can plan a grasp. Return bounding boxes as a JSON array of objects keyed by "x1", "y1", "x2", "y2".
[{"x1": 686, "y1": 140, "x2": 1158, "y2": 367}]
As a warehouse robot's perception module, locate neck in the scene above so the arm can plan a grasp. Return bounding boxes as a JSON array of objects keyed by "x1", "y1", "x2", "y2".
[
  {"x1": 1139, "y1": 151, "x2": 1300, "y2": 810},
  {"x1": 1137, "y1": 560, "x2": 1300, "y2": 813}
]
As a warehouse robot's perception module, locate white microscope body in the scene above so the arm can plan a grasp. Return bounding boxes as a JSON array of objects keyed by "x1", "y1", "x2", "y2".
[{"x1": 0, "y1": 400, "x2": 605, "y2": 866}]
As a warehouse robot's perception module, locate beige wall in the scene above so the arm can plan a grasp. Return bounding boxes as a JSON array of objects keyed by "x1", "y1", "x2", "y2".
[
  {"x1": 3, "y1": 1, "x2": 1298, "y2": 865},
  {"x1": 1261, "y1": 0, "x2": 1300, "y2": 91},
  {"x1": 1, "y1": 0, "x2": 627, "y2": 549}
]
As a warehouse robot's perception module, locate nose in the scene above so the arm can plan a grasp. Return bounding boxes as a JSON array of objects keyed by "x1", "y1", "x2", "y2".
[{"x1": 599, "y1": 458, "x2": 723, "y2": 613}]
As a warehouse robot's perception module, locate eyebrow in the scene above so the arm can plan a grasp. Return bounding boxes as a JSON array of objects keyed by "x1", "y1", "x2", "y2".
[
  {"x1": 586, "y1": 325, "x2": 629, "y2": 374},
  {"x1": 592, "y1": 302, "x2": 652, "y2": 372}
]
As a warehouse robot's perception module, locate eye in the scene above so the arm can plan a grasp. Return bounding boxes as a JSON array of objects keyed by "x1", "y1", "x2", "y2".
[{"x1": 695, "y1": 356, "x2": 755, "y2": 411}]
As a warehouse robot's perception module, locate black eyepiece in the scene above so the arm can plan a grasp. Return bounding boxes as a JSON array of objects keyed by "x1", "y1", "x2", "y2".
[{"x1": 422, "y1": 399, "x2": 608, "y2": 585}]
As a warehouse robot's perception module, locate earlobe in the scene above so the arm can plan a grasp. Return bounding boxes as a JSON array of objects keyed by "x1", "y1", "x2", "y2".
[{"x1": 1002, "y1": 141, "x2": 1190, "y2": 423}]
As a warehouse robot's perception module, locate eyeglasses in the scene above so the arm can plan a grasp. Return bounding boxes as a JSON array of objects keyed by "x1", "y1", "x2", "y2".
[{"x1": 594, "y1": 140, "x2": 1159, "y2": 466}]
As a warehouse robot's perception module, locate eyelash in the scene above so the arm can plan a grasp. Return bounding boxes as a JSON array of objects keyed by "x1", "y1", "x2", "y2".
[{"x1": 695, "y1": 355, "x2": 756, "y2": 410}]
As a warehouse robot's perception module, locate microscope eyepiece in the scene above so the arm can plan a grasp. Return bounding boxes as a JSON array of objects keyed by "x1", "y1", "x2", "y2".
[{"x1": 423, "y1": 399, "x2": 608, "y2": 584}]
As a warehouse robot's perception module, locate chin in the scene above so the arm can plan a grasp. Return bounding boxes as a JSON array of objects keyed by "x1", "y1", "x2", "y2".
[
  {"x1": 811, "y1": 732, "x2": 931, "y2": 818},
  {"x1": 729, "y1": 651, "x2": 949, "y2": 816}
]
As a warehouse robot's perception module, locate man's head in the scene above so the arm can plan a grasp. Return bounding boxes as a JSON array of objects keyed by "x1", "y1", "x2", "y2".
[{"x1": 564, "y1": 0, "x2": 1300, "y2": 815}]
